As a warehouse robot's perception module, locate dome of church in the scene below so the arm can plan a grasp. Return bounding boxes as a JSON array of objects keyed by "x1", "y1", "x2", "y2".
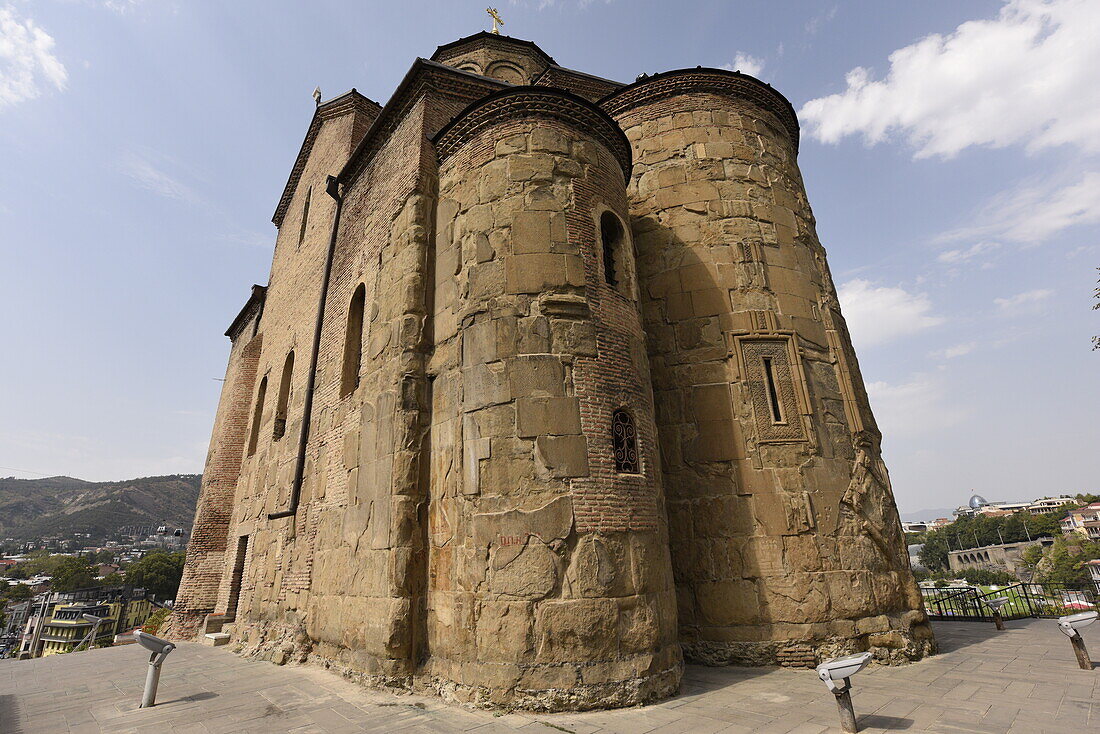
[{"x1": 968, "y1": 494, "x2": 989, "y2": 509}]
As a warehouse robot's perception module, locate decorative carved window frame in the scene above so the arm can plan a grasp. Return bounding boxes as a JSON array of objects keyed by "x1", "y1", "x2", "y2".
[{"x1": 732, "y1": 333, "x2": 812, "y2": 444}]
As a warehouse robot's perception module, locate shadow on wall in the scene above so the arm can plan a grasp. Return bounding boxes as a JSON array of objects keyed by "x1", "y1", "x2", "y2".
[{"x1": 632, "y1": 212, "x2": 919, "y2": 659}]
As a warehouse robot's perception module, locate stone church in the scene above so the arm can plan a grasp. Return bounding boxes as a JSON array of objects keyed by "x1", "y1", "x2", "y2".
[{"x1": 172, "y1": 31, "x2": 934, "y2": 710}]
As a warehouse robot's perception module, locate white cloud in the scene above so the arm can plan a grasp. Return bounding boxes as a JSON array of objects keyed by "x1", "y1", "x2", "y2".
[
  {"x1": 723, "y1": 52, "x2": 764, "y2": 79},
  {"x1": 837, "y1": 279, "x2": 944, "y2": 347},
  {"x1": 0, "y1": 5, "x2": 67, "y2": 109},
  {"x1": 939, "y1": 172, "x2": 1100, "y2": 246},
  {"x1": 867, "y1": 375, "x2": 965, "y2": 437},
  {"x1": 937, "y1": 241, "x2": 1001, "y2": 265},
  {"x1": 118, "y1": 151, "x2": 195, "y2": 201},
  {"x1": 799, "y1": 0, "x2": 1100, "y2": 158},
  {"x1": 994, "y1": 288, "x2": 1052, "y2": 310},
  {"x1": 804, "y1": 5, "x2": 838, "y2": 36},
  {"x1": 930, "y1": 342, "x2": 977, "y2": 360}
]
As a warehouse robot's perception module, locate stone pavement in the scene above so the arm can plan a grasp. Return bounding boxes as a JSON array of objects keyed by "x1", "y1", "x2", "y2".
[{"x1": 1, "y1": 620, "x2": 1097, "y2": 733}]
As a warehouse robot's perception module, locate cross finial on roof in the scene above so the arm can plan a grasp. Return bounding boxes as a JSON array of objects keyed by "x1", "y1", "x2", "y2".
[{"x1": 486, "y1": 7, "x2": 504, "y2": 34}]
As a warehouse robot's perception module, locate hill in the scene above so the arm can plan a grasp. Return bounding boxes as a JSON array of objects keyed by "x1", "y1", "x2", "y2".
[{"x1": 0, "y1": 474, "x2": 201, "y2": 541}]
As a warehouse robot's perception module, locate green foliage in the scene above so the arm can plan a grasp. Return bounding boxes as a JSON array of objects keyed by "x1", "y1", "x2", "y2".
[
  {"x1": 3, "y1": 583, "x2": 32, "y2": 601},
  {"x1": 142, "y1": 607, "x2": 171, "y2": 634},
  {"x1": 1032, "y1": 537, "x2": 1100, "y2": 586},
  {"x1": 91, "y1": 550, "x2": 116, "y2": 564},
  {"x1": 904, "y1": 532, "x2": 927, "y2": 545},
  {"x1": 1075, "y1": 493, "x2": 1100, "y2": 504},
  {"x1": 3, "y1": 564, "x2": 27, "y2": 579},
  {"x1": 50, "y1": 557, "x2": 96, "y2": 591},
  {"x1": 917, "y1": 509, "x2": 1073, "y2": 571},
  {"x1": 918, "y1": 533, "x2": 950, "y2": 571},
  {"x1": 100, "y1": 572, "x2": 124, "y2": 586},
  {"x1": 126, "y1": 550, "x2": 185, "y2": 600},
  {"x1": 1019, "y1": 544, "x2": 1044, "y2": 572}
]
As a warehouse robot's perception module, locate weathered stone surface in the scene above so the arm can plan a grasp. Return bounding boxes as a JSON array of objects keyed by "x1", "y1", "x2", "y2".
[{"x1": 177, "y1": 34, "x2": 927, "y2": 716}]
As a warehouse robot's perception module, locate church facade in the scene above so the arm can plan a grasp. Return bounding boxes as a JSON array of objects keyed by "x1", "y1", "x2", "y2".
[{"x1": 172, "y1": 33, "x2": 934, "y2": 710}]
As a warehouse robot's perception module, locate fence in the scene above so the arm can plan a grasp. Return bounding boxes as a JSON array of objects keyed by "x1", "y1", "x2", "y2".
[{"x1": 921, "y1": 582, "x2": 1099, "y2": 622}]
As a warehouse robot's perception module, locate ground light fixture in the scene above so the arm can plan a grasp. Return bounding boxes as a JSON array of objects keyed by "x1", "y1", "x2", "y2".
[
  {"x1": 1056, "y1": 610, "x2": 1098, "y2": 671},
  {"x1": 983, "y1": 597, "x2": 1010, "y2": 630},
  {"x1": 816, "y1": 651, "x2": 873, "y2": 733},
  {"x1": 133, "y1": 630, "x2": 176, "y2": 707}
]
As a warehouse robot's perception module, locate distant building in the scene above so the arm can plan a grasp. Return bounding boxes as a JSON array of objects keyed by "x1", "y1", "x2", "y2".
[
  {"x1": 13, "y1": 586, "x2": 158, "y2": 658},
  {"x1": 1061, "y1": 503, "x2": 1100, "y2": 540},
  {"x1": 954, "y1": 494, "x2": 1077, "y2": 519},
  {"x1": 947, "y1": 537, "x2": 1055, "y2": 577},
  {"x1": 1086, "y1": 560, "x2": 1100, "y2": 593}
]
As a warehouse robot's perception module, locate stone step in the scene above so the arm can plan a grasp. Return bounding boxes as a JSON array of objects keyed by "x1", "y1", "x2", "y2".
[{"x1": 202, "y1": 633, "x2": 230, "y2": 647}]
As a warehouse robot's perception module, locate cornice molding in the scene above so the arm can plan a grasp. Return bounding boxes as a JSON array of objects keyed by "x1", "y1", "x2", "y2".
[
  {"x1": 225, "y1": 284, "x2": 267, "y2": 340},
  {"x1": 272, "y1": 91, "x2": 381, "y2": 227},
  {"x1": 433, "y1": 86, "x2": 632, "y2": 181},
  {"x1": 599, "y1": 68, "x2": 800, "y2": 150},
  {"x1": 431, "y1": 32, "x2": 557, "y2": 67},
  {"x1": 337, "y1": 60, "x2": 508, "y2": 187}
]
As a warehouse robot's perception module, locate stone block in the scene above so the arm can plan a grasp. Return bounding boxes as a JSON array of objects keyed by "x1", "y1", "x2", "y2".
[
  {"x1": 535, "y1": 435, "x2": 589, "y2": 478},
  {"x1": 507, "y1": 153, "x2": 554, "y2": 182},
  {"x1": 508, "y1": 355, "x2": 566, "y2": 397},
  {"x1": 505, "y1": 253, "x2": 585, "y2": 294},
  {"x1": 530, "y1": 126, "x2": 570, "y2": 154},
  {"x1": 476, "y1": 601, "x2": 533, "y2": 661},
  {"x1": 489, "y1": 537, "x2": 558, "y2": 599},
  {"x1": 516, "y1": 396, "x2": 582, "y2": 437},
  {"x1": 695, "y1": 580, "x2": 760, "y2": 625},
  {"x1": 535, "y1": 598, "x2": 618, "y2": 662},
  {"x1": 511, "y1": 211, "x2": 553, "y2": 254}
]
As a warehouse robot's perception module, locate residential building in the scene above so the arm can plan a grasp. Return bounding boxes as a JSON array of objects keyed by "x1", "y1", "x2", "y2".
[{"x1": 1061, "y1": 503, "x2": 1100, "y2": 540}]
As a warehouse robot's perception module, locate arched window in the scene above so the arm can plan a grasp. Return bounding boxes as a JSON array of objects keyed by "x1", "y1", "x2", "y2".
[
  {"x1": 601, "y1": 211, "x2": 622, "y2": 287},
  {"x1": 273, "y1": 351, "x2": 294, "y2": 441},
  {"x1": 341, "y1": 284, "x2": 366, "y2": 397},
  {"x1": 612, "y1": 409, "x2": 639, "y2": 474},
  {"x1": 247, "y1": 376, "x2": 267, "y2": 456}
]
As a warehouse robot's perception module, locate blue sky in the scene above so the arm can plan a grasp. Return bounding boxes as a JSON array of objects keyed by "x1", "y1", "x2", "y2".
[{"x1": 1, "y1": 0, "x2": 1096, "y2": 515}]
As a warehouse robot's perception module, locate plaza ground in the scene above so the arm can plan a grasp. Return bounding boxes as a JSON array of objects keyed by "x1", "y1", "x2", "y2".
[{"x1": 1, "y1": 619, "x2": 1096, "y2": 733}]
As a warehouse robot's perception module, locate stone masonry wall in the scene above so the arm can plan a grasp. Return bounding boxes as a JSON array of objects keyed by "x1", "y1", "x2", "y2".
[
  {"x1": 428, "y1": 107, "x2": 681, "y2": 710},
  {"x1": 607, "y1": 81, "x2": 933, "y2": 667},
  {"x1": 171, "y1": 329, "x2": 261, "y2": 636}
]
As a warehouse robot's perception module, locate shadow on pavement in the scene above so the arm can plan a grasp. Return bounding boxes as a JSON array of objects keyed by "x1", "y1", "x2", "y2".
[{"x1": 859, "y1": 714, "x2": 913, "y2": 730}]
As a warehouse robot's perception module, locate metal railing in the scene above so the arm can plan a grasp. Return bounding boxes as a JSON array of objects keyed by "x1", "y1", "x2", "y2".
[{"x1": 921, "y1": 582, "x2": 1099, "y2": 621}]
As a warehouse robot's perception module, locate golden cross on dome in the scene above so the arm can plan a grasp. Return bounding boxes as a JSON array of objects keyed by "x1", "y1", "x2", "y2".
[{"x1": 486, "y1": 7, "x2": 504, "y2": 34}]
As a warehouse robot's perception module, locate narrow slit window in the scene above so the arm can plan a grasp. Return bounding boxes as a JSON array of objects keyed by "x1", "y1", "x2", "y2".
[
  {"x1": 247, "y1": 376, "x2": 267, "y2": 456},
  {"x1": 612, "y1": 409, "x2": 639, "y2": 474},
  {"x1": 762, "y1": 357, "x2": 784, "y2": 423},
  {"x1": 340, "y1": 284, "x2": 366, "y2": 398},
  {"x1": 601, "y1": 211, "x2": 621, "y2": 287},
  {"x1": 225, "y1": 535, "x2": 249, "y2": 620},
  {"x1": 273, "y1": 351, "x2": 294, "y2": 440},
  {"x1": 297, "y1": 186, "x2": 312, "y2": 247}
]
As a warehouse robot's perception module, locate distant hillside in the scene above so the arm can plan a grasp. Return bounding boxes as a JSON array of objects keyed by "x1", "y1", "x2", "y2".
[{"x1": 0, "y1": 474, "x2": 201, "y2": 540}]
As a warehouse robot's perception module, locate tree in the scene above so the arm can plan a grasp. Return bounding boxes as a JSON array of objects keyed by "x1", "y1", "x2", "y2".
[
  {"x1": 918, "y1": 533, "x2": 951, "y2": 571},
  {"x1": 4, "y1": 583, "x2": 33, "y2": 602},
  {"x1": 100, "y1": 572, "x2": 124, "y2": 586},
  {"x1": 92, "y1": 550, "x2": 116, "y2": 564},
  {"x1": 125, "y1": 551, "x2": 185, "y2": 600},
  {"x1": 50, "y1": 557, "x2": 96, "y2": 592}
]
